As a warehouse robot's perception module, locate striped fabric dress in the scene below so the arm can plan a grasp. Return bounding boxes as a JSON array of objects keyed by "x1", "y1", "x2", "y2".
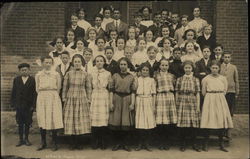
[
  {"x1": 35, "y1": 70, "x2": 63, "y2": 130},
  {"x1": 135, "y1": 77, "x2": 156, "y2": 129},
  {"x1": 90, "y1": 69, "x2": 112, "y2": 127},
  {"x1": 175, "y1": 74, "x2": 200, "y2": 128},
  {"x1": 155, "y1": 72, "x2": 177, "y2": 125},
  {"x1": 62, "y1": 69, "x2": 92, "y2": 135}
]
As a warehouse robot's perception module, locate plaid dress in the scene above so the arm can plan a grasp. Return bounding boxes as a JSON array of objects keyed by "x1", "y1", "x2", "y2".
[
  {"x1": 175, "y1": 74, "x2": 200, "y2": 128},
  {"x1": 90, "y1": 69, "x2": 112, "y2": 127},
  {"x1": 62, "y1": 69, "x2": 92, "y2": 135},
  {"x1": 155, "y1": 72, "x2": 177, "y2": 125}
]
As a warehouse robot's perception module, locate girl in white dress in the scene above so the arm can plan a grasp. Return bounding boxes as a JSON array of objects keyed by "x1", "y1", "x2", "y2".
[
  {"x1": 64, "y1": 29, "x2": 76, "y2": 55},
  {"x1": 132, "y1": 38, "x2": 148, "y2": 69},
  {"x1": 156, "y1": 37, "x2": 174, "y2": 61},
  {"x1": 145, "y1": 29, "x2": 157, "y2": 50},
  {"x1": 86, "y1": 27, "x2": 98, "y2": 54},
  {"x1": 201, "y1": 60, "x2": 233, "y2": 152},
  {"x1": 35, "y1": 56, "x2": 63, "y2": 151},
  {"x1": 126, "y1": 27, "x2": 137, "y2": 50},
  {"x1": 181, "y1": 41, "x2": 201, "y2": 63},
  {"x1": 113, "y1": 37, "x2": 125, "y2": 61},
  {"x1": 135, "y1": 63, "x2": 156, "y2": 151}
]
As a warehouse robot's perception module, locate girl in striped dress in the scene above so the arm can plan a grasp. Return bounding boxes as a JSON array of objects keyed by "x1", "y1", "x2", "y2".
[
  {"x1": 201, "y1": 60, "x2": 233, "y2": 152},
  {"x1": 175, "y1": 60, "x2": 201, "y2": 152},
  {"x1": 62, "y1": 54, "x2": 92, "y2": 150},
  {"x1": 155, "y1": 58, "x2": 177, "y2": 150},
  {"x1": 135, "y1": 63, "x2": 156, "y2": 151},
  {"x1": 35, "y1": 56, "x2": 63, "y2": 151},
  {"x1": 90, "y1": 55, "x2": 112, "y2": 150}
]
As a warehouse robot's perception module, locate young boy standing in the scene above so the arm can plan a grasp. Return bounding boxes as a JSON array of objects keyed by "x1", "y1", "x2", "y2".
[
  {"x1": 11, "y1": 63, "x2": 37, "y2": 147},
  {"x1": 104, "y1": 46, "x2": 119, "y2": 75},
  {"x1": 169, "y1": 47, "x2": 184, "y2": 78}
]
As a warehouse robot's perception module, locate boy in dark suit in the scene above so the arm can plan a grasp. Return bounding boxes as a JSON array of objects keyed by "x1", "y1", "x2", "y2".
[
  {"x1": 210, "y1": 43, "x2": 224, "y2": 64},
  {"x1": 197, "y1": 24, "x2": 216, "y2": 51},
  {"x1": 169, "y1": 47, "x2": 184, "y2": 78},
  {"x1": 132, "y1": 12, "x2": 147, "y2": 36},
  {"x1": 67, "y1": 13, "x2": 85, "y2": 39},
  {"x1": 94, "y1": 14, "x2": 106, "y2": 39},
  {"x1": 104, "y1": 46, "x2": 119, "y2": 75},
  {"x1": 11, "y1": 63, "x2": 36, "y2": 147},
  {"x1": 148, "y1": 12, "x2": 162, "y2": 40}
]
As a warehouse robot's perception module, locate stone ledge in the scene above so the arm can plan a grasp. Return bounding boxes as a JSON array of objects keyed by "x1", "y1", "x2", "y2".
[{"x1": 1, "y1": 111, "x2": 249, "y2": 136}]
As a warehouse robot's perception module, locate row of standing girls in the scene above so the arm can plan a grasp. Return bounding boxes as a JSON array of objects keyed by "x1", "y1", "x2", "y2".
[{"x1": 11, "y1": 44, "x2": 236, "y2": 152}]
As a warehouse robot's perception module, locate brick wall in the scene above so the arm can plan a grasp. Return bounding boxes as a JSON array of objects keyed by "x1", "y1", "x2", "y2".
[
  {"x1": 1, "y1": 2, "x2": 65, "y2": 110},
  {"x1": 215, "y1": 0, "x2": 248, "y2": 114}
]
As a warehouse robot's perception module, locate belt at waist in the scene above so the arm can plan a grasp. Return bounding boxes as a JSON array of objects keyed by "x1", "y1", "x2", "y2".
[
  {"x1": 114, "y1": 91, "x2": 131, "y2": 97},
  {"x1": 137, "y1": 94, "x2": 152, "y2": 98},
  {"x1": 178, "y1": 91, "x2": 197, "y2": 95},
  {"x1": 207, "y1": 91, "x2": 224, "y2": 93},
  {"x1": 157, "y1": 91, "x2": 174, "y2": 93},
  {"x1": 39, "y1": 89, "x2": 57, "y2": 91}
]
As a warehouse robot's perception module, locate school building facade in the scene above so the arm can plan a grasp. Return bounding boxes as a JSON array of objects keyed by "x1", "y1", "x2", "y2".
[{"x1": 1, "y1": 1, "x2": 248, "y2": 113}]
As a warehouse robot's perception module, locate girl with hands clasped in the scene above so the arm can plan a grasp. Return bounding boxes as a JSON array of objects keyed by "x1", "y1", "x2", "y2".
[
  {"x1": 109, "y1": 57, "x2": 136, "y2": 152},
  {"x1": 90, "y1": 55, "x2": 112, "y2": 150},
  {"x1": 175, "y1": 60, "x2": 201, "y2": 152},
  {"x1": 62, "y1": 54, "x2": 92, "y2": 150},
  {"x1": 135, "y1": 63, "x2": 156, "y2": 151}
]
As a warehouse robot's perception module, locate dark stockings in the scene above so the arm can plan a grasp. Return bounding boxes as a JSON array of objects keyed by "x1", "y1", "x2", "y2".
[
  {"x1": 179, "y1": 127, "x2": 200, "y2": 152},
  {"x1": 91, "y1": 127, "x2": 107, "y2": 149},
  {"x1": 135, "y1": 129, "x2": 151, "y2": 151},
  {"x1": 112, "y1": 131, "x2": 130, "y2": 151},
  {"x1": 157, "y1": 125, "x2": 175, "y2": 150}
]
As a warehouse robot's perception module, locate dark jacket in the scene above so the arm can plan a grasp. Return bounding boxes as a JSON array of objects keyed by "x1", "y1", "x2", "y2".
[
  {"x1": 11, "y1": 76, "x2": 37, "y2": 109},
  {"x1": 169, "y1": 59, "x2": 184, "y2": 78},
  {"x1": 104, "y1": 60, "x2": 120, "y2": 75},
  {"x1": 194, "y1": 58, "x2": 212, "y2": 81},
  {"x1": 67, "y1": 25, "x2": 85, "y2": 39},
  {"x1": 141, "y1": 60, "x2": 160, "y2": 78},
  {"x1": 197, "y1": 34, "x2": 216, "y2": 50}
]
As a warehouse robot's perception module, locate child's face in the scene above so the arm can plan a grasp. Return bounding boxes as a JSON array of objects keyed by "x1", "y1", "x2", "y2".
[
  {"x1": 76, "y1": 41, "x2": 84, "y2": 50},
  {"x1": 173, "y1": 50, "x2": 182, "y2": 60},
  {"x1": 61, "y1": 54, "x2": 70, "y2": 64},
  {"x1": 104, "y1": 10, "x2": 111, "y2": 18},
  {"x1": 19, "y1": 67, "x2": 29, "y2": 77},
  {"x1": 97, "y1": 39, "x2": 105, "y2": 50},
  {"x1": 89, "y1": 30, "x2": 97, "y2": 40},
  {"x1": 135, "y1": 27, "x2": 140, "y2": 37},
  {"x1": 128, "y1": 28, "x2": 136, "y2": 40},
  {"x1": 159, "y1": 60, "x2": 169, "y2": 72},
  {"x1": 138, "y1": 40, "x2": 146, "y2": 51},
  {"x1": 214, "y1": 46, "x2": 223, "y2": 55},
  {"x1": 186, "y1": 31, "x2": 194, "y2": 40},
  {"x1": 117, "y1": 39, "x2": 125, "y2": 50},
  {"x1": 154, "y1": 14, "x2": 162, "y2": 24},
  {"x1": 184, "y1": 64, "x2": 193, "y2": 75},
  {"x1": 43, "y1": 58, "x2": 53, "y2": 70},
  {"x1": 202, "y1": 48, "x2": 211, "y2": 59},
  {"x1": 71, "y1": 15, "x2": 78, "y2": 25},
  {"x1": 181, "y1": 17, "x2": 188, "y2": 26},
  {"x1": 142, "y1": 8, "x2": 150, "y2": 17},
  {"x1": 73, "y1": 57, "x2": 82, "y2": 69},
  {"x1": 56, "y1": 38, "x2": 63, "y2": 50},
  {"x1": 210, "y1": 64, "x2": 219, "y2": 75},
  {"x1": 171, "y1": 14, "x2": 179, "y2": 24},
  {"x1": 135, "y1": 16, "x2": 142, "y2": 23},
  {"x1": 223, "y1": 54, "x2": 231, "y2": 64},
  {"x1": 161, "y1": 11, "x2": 168, "y2": 20},
  {"x1": 95, "y1": 17, "x2": 102, "y2": 27},
  {"x1": 110, "y1": 31, "x2": 118, "y2": 40},
  {"x1": 78, "y1": 10, "x2": 85, "y2": 19},
  {"x1": 162, "y1": 28, "x2": 170, "y2": 37},
  {"x1": 119, "y1": 60, "x2": 128, "y2": 72},
  {"x1": 67, "y1": 31, "x2": 75, "y2": 42},
  {"x1": 105, "y1": 49, "x2": 114, "y2": 60},
  {"x1": 163, "y1": 39, "x2": 171, "y2": 49},
  {"x1": 193, "y1": 8, "x2": 200, "y2": 17},
  {"x1": 141, "y1": 66, "x2": 149, "y2": 77},
  {"x1": 83, "y1": 51, "x2": 93, "y2": 62},
  {"x1": 95, "y1": 57, "x2": 105, "y2": 69},
  {"x1": 186, "y1": 43, "x2": 194, "y2": 53},
  {"x1": 145, "y1": 31, "x2": 153, "y2": 41},
  {"x1": 204, "y1": 26, "x2": 212, "y2": 35},
  {"x1": 147, "y1": 49, "x2": 156, "y2": 60},
  {"x1": 124, "y1": 50, "x2": 133, "y2": 59}
]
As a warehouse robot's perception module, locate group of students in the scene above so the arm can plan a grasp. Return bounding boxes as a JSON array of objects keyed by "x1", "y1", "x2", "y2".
[{"x1": 10, "y1": 5, "x2": 239, "y2": 153}]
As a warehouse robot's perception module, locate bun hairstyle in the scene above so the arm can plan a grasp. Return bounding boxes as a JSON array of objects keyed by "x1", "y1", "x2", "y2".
[
  {"x1": 182, "y1": 29, "x2": 197, "y2": 40},
  {"x1": 71, "y1": 54, "x2": 86, "y2": 67}
]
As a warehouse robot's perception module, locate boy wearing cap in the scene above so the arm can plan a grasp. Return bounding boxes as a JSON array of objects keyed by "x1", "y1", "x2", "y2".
[{"x1": 11, "y1": 63, "x2": 37, "y2": 147}]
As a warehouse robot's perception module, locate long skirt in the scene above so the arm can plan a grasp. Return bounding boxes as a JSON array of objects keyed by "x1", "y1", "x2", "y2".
[
  {"x1": 156, "y1": 92, "x2": 177, "y2": 125},
  {"x1": 90, "y1": 89, "x2": 109, "y2": 127},
  {"x1": 63, "y1": 94, "x2": 91, "y2": 135},
  {"x1": 135, "y1": 96, "x2": 156, "y2": 129},
  {"x1": 176, "y1": 93, "x2": 200, "y2": 128},
  {"x1": 108, "y1": 93, "x2": 135, "y2": 131},
  {"x1": 36, "y1": 90, "x2": 63, "y2": 130},
  {"x1": 200, "y1": 93, "x2": 234, "y2": 129}
]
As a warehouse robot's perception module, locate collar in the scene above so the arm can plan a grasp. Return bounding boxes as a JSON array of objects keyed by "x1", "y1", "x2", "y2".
[
  {"x1": 223, "y1": 62, "x2": 230, "y2": 66},
  {"x1": 184, "y1": 72, "x2": 193, "y2": 78},
  {"x1": 97, "y1": 68, "x2": 105, "y2": 73},
  {"x1": 148, "y1": 59, "x2": 156, "y2": 63},
  {"x1": 72, "y1": 25, "x2": 77, "y2": 30},
  {"x1": 194, "y1": 17, "x2": 201, "y2": 20},
  {"x1": 43, "y1": 69, "x2": 52, "y2": 74},
  {"x1": 204, "y1": 34, "x2": 211, "y2": 39}
]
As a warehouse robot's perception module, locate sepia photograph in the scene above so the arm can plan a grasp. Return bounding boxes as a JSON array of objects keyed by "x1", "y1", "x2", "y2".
[{"x1": 0, "y1": 1, "x2": 249, "y2": 159}]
